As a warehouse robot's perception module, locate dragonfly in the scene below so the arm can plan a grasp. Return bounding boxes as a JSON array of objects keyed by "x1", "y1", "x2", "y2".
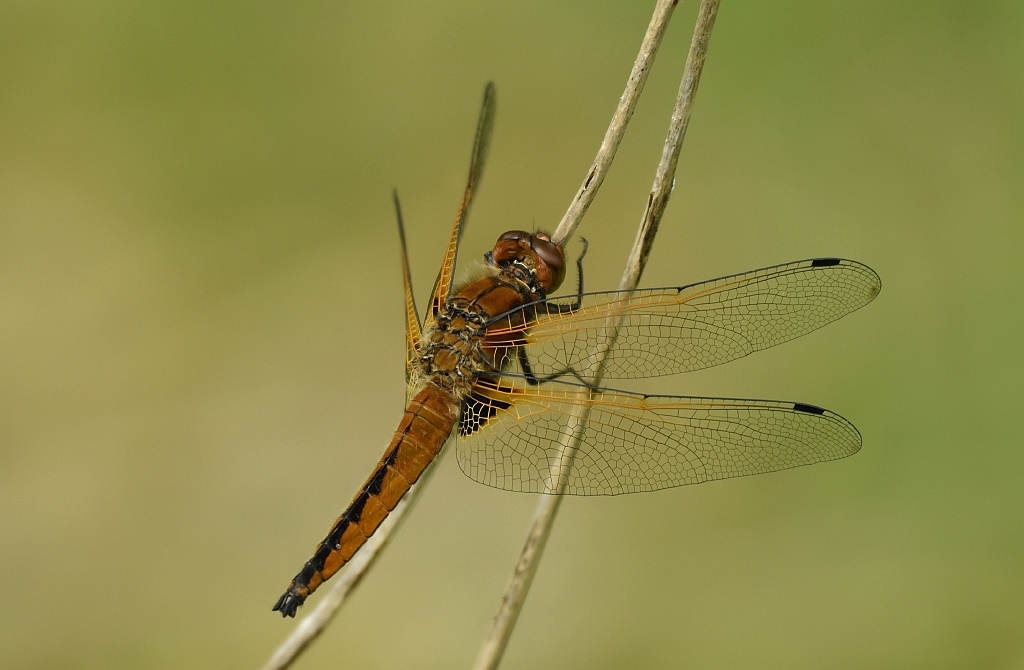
[{"x1": 273, "y1": 83, "x2": 881, "y2": 617}]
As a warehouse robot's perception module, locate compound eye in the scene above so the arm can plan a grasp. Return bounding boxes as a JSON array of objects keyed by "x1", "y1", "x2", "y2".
[
  {"x1": 531, "y1": 235, "x2": 566, "y2": 292},
  {"x1": 498, "y1": 230, "x2": 530, "y2": 243}
]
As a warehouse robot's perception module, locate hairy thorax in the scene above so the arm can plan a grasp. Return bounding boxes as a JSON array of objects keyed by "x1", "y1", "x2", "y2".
[
  {"x1": 418, "y1": 298, "x2": 491, "y2": 398},
  {"x1": 416, "y1": 271, "x2": 535, "y2": 400}
]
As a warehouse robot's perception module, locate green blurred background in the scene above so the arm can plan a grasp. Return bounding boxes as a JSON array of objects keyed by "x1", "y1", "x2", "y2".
[{"x1": 1, "y1": 1, "x2": 1021, "y2": 668}]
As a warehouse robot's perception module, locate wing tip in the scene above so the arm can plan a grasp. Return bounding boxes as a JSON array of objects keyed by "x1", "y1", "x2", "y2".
[
  {"x1": 808, "y1": 403, "x2": 864, "y2": 459},
  {"x1": 807, "y1": 257, "x2": 883, "y2": 300}
]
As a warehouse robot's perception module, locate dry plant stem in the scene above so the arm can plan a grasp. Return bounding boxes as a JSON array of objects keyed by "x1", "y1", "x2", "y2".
[
  {"x1": 622, "y1": 0, "x2": 719, "y2": 288},
  {"x1": 550, "y1": 0, "x2": 680, "y2": 248},
  {"x1": 264, "y1": 1, "x2": 719, "y2": 666},
  {"x1": 260, "y1": 457, "x2": 442, "y2": 670},
  {"x1": 471, "y1": 2, "x2": 720, "y2": 669}
]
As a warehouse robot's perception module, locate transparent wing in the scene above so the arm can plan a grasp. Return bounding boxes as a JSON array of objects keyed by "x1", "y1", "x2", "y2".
[
  {"x1": 456, "y1": 375, "x2": 861, "y2": 496},
  {"x1": 426, "y1": 82, "x2": 496, "y2": 320},
  {"x1": 393, "y1": 189, "x2": 422, "y2": 402},
  {"x1": 485, "y1": 258, "x2": 880, "y2": 380}
]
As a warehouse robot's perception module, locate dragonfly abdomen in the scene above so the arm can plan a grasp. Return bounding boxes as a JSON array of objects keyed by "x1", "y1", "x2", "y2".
[
  {"x1": 275, "y1": 271, "x2": 538, "y2": 616},
  {"x1": 273, "y1": 385, "x2": 458, "y2": 617}
]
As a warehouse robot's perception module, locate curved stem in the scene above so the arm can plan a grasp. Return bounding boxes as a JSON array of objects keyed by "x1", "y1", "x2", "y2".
[
  {"x1": 550, "y1": 0, "x2": 681, "y2": 247},
  {"x1": 472, "y1": 2, "x2": 721, "y2": 668}
]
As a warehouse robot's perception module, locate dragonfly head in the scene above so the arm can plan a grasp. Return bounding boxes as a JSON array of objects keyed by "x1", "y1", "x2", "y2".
[{"x1": 488, "y1": 230, "x2": 566, "y2": 294}]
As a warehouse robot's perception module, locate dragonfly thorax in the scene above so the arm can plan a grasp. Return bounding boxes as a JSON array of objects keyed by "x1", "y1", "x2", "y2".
[
  {"x1": 418, "y1": 297, "x2": 492, "y2": 398},
  {"x1": 418, "y1": 267, "x2": 541, "y2": 399}
]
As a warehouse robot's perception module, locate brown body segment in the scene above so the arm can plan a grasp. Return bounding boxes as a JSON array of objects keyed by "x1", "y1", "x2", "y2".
[
  {"x1": 272, "y1": 384, "x2": 459, "y2": 617},
  {"x1": 274, "y1": 232, "x2": 564, "y2": 617},
  {"x1": 274, "y1": 85, "x2": 570, "y2": 617}
]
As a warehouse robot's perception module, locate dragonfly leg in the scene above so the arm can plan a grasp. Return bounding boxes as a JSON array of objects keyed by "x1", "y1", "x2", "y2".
[
  {"x1": 518, "y1": 346, "x2": 539, "y2": 384},
  {"x1": 519, "y1": 239, "x2": 594, "y2": 386},
  {"x1": 482, "y1": 238, "x2": 595, "y2": 385},
  {"x1": 517, "y1": 347, "x2": 595, "y2": 388}
]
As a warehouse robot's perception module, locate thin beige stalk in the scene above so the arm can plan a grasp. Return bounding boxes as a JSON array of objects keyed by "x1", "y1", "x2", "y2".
[
  {"x1": 259, "y1": 456, "x2": 442, "y2": 670},
  {"x1": 471, "y1": 2, "x2": 721, "y2": 669},
  {"x1": 262, "y1": 2, "x2": 718, "y2": 667},
  {"x1": 550, "y1": 0, "x2": 681, "y2": 248}
]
